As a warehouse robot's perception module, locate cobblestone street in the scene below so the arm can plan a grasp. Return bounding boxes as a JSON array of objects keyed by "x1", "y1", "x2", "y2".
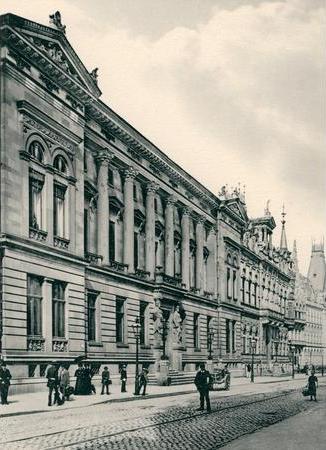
[{"x1": 1, "y1": 381, "x2": 324, "y2": 449}]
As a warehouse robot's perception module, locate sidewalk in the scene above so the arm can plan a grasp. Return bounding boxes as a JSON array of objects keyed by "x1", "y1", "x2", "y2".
[{"x1": 0, "y1": 374, "x2": 307, "y2": 418}]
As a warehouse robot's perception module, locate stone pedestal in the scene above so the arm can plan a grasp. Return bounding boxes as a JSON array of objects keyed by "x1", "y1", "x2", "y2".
[
  {"x1": 171, "y1": 347, "x2": 183, "y2": 371},
  {"x1": 153, "y1": 347, "x2": 161, "y2": 372},
  {"x1": 157, "y1": 359, "x2": 170, "y2": 386}
]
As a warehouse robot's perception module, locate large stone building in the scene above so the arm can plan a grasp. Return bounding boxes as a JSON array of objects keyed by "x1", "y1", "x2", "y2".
[
  {"x1": 289, "y1": 242, "x2": 326, "y2": 369},
  {"x1": 0, "y1": 12, "x2": 296, "y2": 392}
]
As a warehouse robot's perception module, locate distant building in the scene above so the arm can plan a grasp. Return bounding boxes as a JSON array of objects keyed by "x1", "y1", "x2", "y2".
[
  {"x1": 289, "y1": 241, "x2": 326, "y2": 369},
  {"x1": 0, "y1": 12, "x2": 295, "y2": 392}
]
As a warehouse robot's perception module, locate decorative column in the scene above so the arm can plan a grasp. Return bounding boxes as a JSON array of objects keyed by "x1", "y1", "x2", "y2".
[
  {"x1": 181, "y1": 207, "x2": 190, "y2": 289},
  {"x1": 96, "y1": 150, "x2": 113, "y2": 264},
  {"x1": 45, "y1": 165, "x2": 54, "y2": 245},
  {"x1": 164, "y1": 195, "x2": 175, "y2": 276},
  {"x1": 123, "y1": 166, "x2": 138, "y2": 272},
  {"x1": 145, "y1": 181, "x2": 158, "y2": 279},
  {"x1": 195, "y1": 216, "x2": 204, "y2": 293}
]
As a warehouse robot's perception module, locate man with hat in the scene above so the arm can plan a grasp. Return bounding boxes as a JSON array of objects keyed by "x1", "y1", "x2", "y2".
[
  {"x1": 46, "y1": 361, "x2": 60, "y2": 406},
  {"x1": 0, "y1": 360, "x2": 12, "y2": 405},
  {"x1": 120, "y1": 364, "x2": 127, "y2": 393},
  {"x1": 194, "y1": 362, "x2": 212, "y2": 413}
]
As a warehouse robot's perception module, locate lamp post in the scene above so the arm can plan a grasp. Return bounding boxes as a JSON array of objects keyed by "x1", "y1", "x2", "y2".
[
  {"x1": 207, "y1": 329, "x2": 215, "y2": 360},
  {"x1": 250, "y1": 336, "x2": 258, "y2": 383},
  {"x1": 132, "y1": 316, "x2": 141, "y2": 395},
  {"x1": 288, "y1": 339, "x2": 295, "y2": 379},
  {"x1": 161, "y1": 314, "x2": 169, "y2": 360}
]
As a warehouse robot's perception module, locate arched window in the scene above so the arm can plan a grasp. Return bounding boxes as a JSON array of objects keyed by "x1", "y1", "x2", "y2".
[
  {"x1": 54, "y1": 155, "x2": 68, "y2": 174},
  {"x1": 28, "y1": 141, "x2": 44, "y2": 162}
]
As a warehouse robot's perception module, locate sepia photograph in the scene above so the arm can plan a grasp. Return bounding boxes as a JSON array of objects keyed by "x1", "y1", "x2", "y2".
[{"x1": 0, "y1": 0, "x2": 325, "y2": 448}]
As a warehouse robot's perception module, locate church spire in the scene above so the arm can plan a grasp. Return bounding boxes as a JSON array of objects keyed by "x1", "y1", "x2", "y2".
[
  {"x1": 292, "y1": 240, "x2": 299, "y2": 272},
  {"x1": 280, "y1": 205, "x2": 288, "y2": 250}
]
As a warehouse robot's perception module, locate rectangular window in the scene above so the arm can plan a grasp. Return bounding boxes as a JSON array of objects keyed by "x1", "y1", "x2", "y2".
[
  {"x1": 84, "y1": 208, "x2": 89, "y2": 253},
  {"x1": 227, "y1": 268, "x2": 232, "y2": 299},
  {"x1": 27, "y1": 276, "x2": 43, "y2": 336},
  {"x1": 241, "y1": 277, "x2": 245, "y2": 303},
  {"x1": 52, "y1": 281, "x2": 65, "y2": 338},
  {"x1": 253, "y1": 283, "x2": 257, "y2": 307},
  {"x1": 134, "y1": 232, "x2": 139, "y2": 269},
  {"x1": 233, "y1": 271, "x2": 237, "y2": 300},
  {"x1": 226, "y1": 319, "x2": 230, "y2": 353},
  {"x1": 140, "y1": 301, "x2": 147, "y2": 346},
  {"x1": 87, "y1": 292, "x2": 97, "y2": 342},
  {"x1": 29, "y1": 174, "x2": 44, "y2": 229},
  {"x1": 193, "y1": 313, "x2": 199, "y2": 349},
  {"x1": 109, "y1": 221, "x2": 115, "y2": 262},
  {"x1": 206, "y1": 316, "x2": 212, "y2": 349},
  {"x1": 54, "y1": 183, "x2": 67, "y2": 237},
  {"x1": 232, "y1": 320, "x2": 236, "y2": 353},
  {"x1": 116, "y1": 297, "x2": 125, "y2": 343},
  {"x1": 108, "y1": 168, "x2": 114, "y2": 186}
]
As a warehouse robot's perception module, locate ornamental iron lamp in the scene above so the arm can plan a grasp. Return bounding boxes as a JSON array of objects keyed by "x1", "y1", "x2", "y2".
[
  {"x1": 207, "y1": 329, "x2": 215, "y2": 360},
  {"x1": 250, "y1": 336, "x2": 258, "y2": 383},
  {"x1": 132, "y1": 316, "x2": 141, "y2": 395},
  {"x1": 288, "y1": 339, "x2": 295, "y2": 379}
]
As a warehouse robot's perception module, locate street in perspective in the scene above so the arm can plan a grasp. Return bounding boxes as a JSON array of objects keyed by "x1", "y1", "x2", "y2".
[{"x1": 0, "y1": 1, "x2": 325, "y2": 449}]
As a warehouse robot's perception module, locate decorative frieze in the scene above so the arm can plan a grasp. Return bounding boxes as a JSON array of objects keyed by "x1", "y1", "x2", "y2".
[
  {"x1": 27, "y1": 336, "x2": 45, "y2": 352},
  {"x1": 134, "y1": 268, "x2": 150, "y2": 280},
  {"x1": 54, "y1": 236, "x2": 70, "y2": 250},
  {"x1": 110, "y1": 260, "x2": 128, "y2": 273},
  {"x1": 52, "y1": 339, "x2": 68, "y2": 352},
  {"x1": 85, "y1": 252, "x2": 103, "y2": 265}
]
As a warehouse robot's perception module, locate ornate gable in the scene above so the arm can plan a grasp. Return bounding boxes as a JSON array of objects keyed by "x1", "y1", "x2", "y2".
[
  {"x1": 1, "y1": 13, "x2": 101, "y2": 100},
  {"x1": 224, "y1": 198, "x2": 248, "y2": 224}
]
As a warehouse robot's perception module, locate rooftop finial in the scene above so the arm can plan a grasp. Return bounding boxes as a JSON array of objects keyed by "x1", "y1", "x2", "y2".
[
  {"x1": 280, "y1": 204, "x2": 288, "y2": 250},
  {"x1": 264, "y1": 199, "x2": 271, "y2": 216},
  {"x1": 49, "y1": 11, "x2": 66, "y2": 33}
]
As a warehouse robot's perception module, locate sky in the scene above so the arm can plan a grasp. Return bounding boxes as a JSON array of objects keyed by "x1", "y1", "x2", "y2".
[{"x1": 1, "y1": 0, "x2": 325, "y2": 274}]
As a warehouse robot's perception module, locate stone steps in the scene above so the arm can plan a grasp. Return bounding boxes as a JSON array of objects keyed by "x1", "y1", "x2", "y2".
[{"x1": 148, "y1": 371, "x2": 196, "y2": 386}]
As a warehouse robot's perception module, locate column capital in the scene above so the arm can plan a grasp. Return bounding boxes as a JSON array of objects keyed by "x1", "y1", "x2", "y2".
[
  {"x1": 181, "y1": 206, "x2": 191, "y2": 217},
  {"x1": 124, "y1": 166, "x2": 138, "y2": 180},
  {"x1": 96, "y1": 149, "x2": 114, "y2": 165},
  {"x1": 208, "y1": 224, "x2": 218, "y2": 235},
  {"x1": 194, "y1": 215, "x2": 205, "y2": 225},
  {"x1": 166, "y1": 195, "x2": 177, "y2": 207},
  {"x1": 146, "y1": 181, "x2": 159, "y2": 193}
]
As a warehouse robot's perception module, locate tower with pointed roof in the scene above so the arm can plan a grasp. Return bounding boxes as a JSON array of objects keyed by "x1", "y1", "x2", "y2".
[
  {"x1": 280, "y1": 205, "x2": 288, "y2": 251},
  {"x1": 307, "y1": 240, "x2": 326, "y2": 292},
  {"x1": 292, "y1": 240, "x2": 299, "y2": 273}
]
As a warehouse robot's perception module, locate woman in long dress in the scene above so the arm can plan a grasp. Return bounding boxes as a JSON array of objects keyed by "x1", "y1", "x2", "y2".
[
  {"x1": 308, "y1": 371, "x2": 318, "y2": 401},
  {"x1": 74, "y1": 363, "x2": 84, "y2": 395}
]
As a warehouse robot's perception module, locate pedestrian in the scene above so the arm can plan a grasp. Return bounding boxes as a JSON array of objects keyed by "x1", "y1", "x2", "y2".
[
  {"x1": 120, "y1": 364, "x2": 127, "y2": 393},
  {"x1": 194, "y1": 362, "x2": 212, "y2": 413},
  {"x1": 258, "y1": 360, "x2": 263, "y2": 377},
  {"x1": 74, "y1": 362, "x2": 84, "y2": 395},
  {"x1": 59, "y1": 363, "x2": 71, "y2": 400},
  {"x1": 0, "y1": 360, "x2": 12, "y2": 405},
  {"x1": 138, "y1": 368, "x2": 148, "y2": 396},
  {"x1": 46, "y1": 361, "x2": 61, "y2": 406},
  {"x1": 246, "y1": 363, "x2": 251, "y2": 378},
  {"x1": 308, "y1": 370, "x2": 318, "y2": 401},
  {"x1": 101, "y1": 366, "x2": 111, "y2": 395}
]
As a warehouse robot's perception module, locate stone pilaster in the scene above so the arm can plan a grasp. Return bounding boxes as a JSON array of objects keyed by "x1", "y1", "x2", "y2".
[
  {"x1": 181, "y1": 207, "x2": 191, "y2": 289},
  {"x1": 207, "y1": 226, "x2": 218, "y2": 296},
  {"x1": 164, "y1": 195, "x2": 176, "y2": 276},
  {"x1": 96, "y1": 150, "x2": 113, "y2": 264},
  {"x1": 195, "y1": 216, "x2": 205, "y2": 293},
  {"x1": 45, "y1": 165, "x2": 54, "y2": 245},
  {"x1": 145, "y1": 181, "x2": 158, "y2": 279},
  {"x1": 43, "y1": 278, "x2": 53, "y2": 353},
  {"x1": 123, "y1": 166, "x2": 138, "y2": 272}
]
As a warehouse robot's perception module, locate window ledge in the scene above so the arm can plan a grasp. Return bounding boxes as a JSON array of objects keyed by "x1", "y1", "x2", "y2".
[
  {"x1": 116, "y1": 343, "x2": 129, "y2": 348},
  {"x1": 87, "y1": 341, "x2": 103, "y2": 347}
]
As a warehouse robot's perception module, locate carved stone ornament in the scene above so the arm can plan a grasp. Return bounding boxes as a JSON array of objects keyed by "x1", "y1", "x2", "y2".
[
  {"x1": 124, "y1": 166, "x2": 138, "y2": 180},
  {"x1": 27, "y1": 337, "x2": 45, "y2": 352},
  {"x1": 146, "y1": 181, "x2": 159, "y2": 193},
  {"x1": 90, "y1": 68, "x2": 99, "y2": 82},
  {"x1": 49, "y1": 11, "x2": 66, "y2": 33},
  {"x1": 52, "y1": 340, "x2": 68, "y2": 352},
  {"x1": 166, "y1": 195, "x2": 177, "y2": 206},
  {"x1": 181, "y1": 206, "x2": 191, "y2": 217},
  {"x1": 96, "y1": 149, "x2": 114, "y2": 164},
  {"x1": 23, "y1": 115, "x2": 75, "y2": 154}
]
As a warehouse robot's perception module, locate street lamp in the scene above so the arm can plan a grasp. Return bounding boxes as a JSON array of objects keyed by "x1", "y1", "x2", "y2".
[
  {"x1": 322, "y1": 352, "x2": 324, "y2": 377},
  {"x1": 207, "y1": 329, "x2": 215, "y2": 360},
  {"x1": 288, "y1": 339, "x2": 295, "y2": 379},
  {"x1": 132, "y1": 316, "x2": 141, "y2": 395},
  {"x1": 161, "y1": 314, "x2": 169, "y2": 360},
  {"x1": 250, "y1": 336, "x2": 258, "y2": 383}
]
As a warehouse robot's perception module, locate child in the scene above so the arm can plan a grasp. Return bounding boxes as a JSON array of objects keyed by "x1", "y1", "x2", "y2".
[{"x1": 101, "y1": 366, "x2": 111, "y2": 395}]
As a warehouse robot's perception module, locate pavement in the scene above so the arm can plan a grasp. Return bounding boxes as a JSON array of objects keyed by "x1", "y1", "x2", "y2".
[
  {"x1": 221, "y1": 389, "x2": 326, "y2": 450},
  {"x1": 0, "y1": 375, "x2": 323, "y2": 450},
  {"x1": 0, "y1": 374, "x2": 307, "y2": 418}
]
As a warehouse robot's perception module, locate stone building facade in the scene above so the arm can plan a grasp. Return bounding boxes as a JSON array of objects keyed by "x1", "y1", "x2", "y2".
[{"x1": 0, "y1": 12, "x2": 295, "y2": 392}]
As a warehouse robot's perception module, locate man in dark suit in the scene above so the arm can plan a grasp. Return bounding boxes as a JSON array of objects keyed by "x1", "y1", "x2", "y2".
[
  {"x1": 120, "y1": 364, "x2": 127, "y2": 393},
  {"x1": 0, "y1": 360, "x2": 12, "y2": 405},
  {"x1": 194, "y1": 362, "x2": 212, "y2": 413},
  {"x1": 46, "y1": 361, "x2": 60, "y2": 406}
]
